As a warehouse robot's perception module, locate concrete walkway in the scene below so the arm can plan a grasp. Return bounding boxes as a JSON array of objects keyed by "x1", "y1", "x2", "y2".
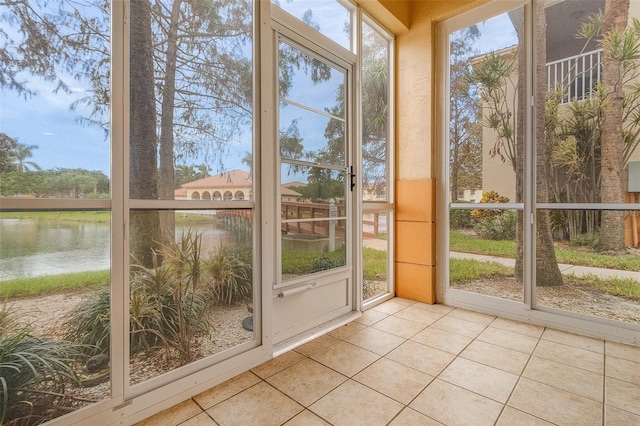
[{"x1": 450, "y1": 251, "x2": 640, "y2": 281}]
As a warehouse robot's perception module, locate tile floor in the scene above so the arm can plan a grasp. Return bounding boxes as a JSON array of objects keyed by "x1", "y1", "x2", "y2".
[{"x1": 135, "y1": 298, "x2": 640, "y2": 426}]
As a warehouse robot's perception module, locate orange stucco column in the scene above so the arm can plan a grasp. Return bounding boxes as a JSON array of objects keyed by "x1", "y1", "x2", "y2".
[{"x1": 395, "y1": 178, "x2": 436, "y2": 303}]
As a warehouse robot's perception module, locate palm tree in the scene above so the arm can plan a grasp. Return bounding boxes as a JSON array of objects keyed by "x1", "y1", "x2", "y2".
[
  {"x1": 241, "y1": 151, "x2": 252, "y2": 176},
  {"x1": 598, "y1": 0, "x2": 630, "y2": 252},
  {"x1": 175, "y1": 164, "x2": 196, "y2": 187},
  {"x1": 13, "y1": 143, "x2": 40, "y2": 172},
  {"x1": 194, "y1": 163, "x2": 210, "y2": 180}
]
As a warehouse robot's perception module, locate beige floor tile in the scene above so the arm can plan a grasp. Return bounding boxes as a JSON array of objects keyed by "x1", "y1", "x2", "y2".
[
  {"x1": 193, "y1": 371, "x2": 261, "y2": 409},
  {"x1": 179, "y1": 412, "x2": 217, "y2": 426},
  {"x1": 328, "y1": 321, "x2": 368, "y2": 339},
  {"x1": 393, "y1": 306, "x2": 444, "y2": 325},
  {"x1": 438, "y1": 357, "x2": 518, "y2": 403},
  {"x1": 251, "y1": 350, "x2": 305, "y2": 379},
  {"x1": 534, "y1": 339, "x2": 604, "y2": 374},
  {"x1": 371, "y1": 300, "x2": 407, "y2": 315},
  {"x1": 388, "y1": 407, "x2": 443, "y2": 425},
  {"x1": 353, "y1": 357, "x2": 433, "y2": 404},
  {"x1": 134, "y1": 399, "x2": 202, "y2": 426},
  {"x1": 206, "y1": 381, "x2": 303, "y2": 426},
  {"x1": 410, "y1": 302, "x2": 455, "y2": 315},
  {"x1": 508, "y1": 377, "x2": 602, "y2": 426},
  {"x1": 607, "y1": 355, "x2": 640, "y2": 385},
  {"x1": 606, "y1": 377, "x2": 640, "y2": 416},
  {"x1": 309, "y1": 379, "x2": 403, "y2": 426},
  {"x1": 371, "y1": 315, "x2": 426, "y2": 339},
  {"x1": 391, "y1": 297, "x2": 417, "y2": 307},
  {"x1": 386, "y1": 340, "x2": 455, "y2": 376},
  {"x1": 605, "y1": 405, "x2": 640, "y2": 425},
  {"x1": 310, "y1": 340, "x2": 380, "y2": 377},
  {"x1": 490, "y1": 317, "x2": 544, "y2": 338},
  {"x1": 496, "y1": 407, "x2": 555, "y2": 426},
  {"x1": 523, "y1": 356, "x2": 603, "y2": 401},
  {"x1": 606, "y1": 341, "x2": 640, "y2": 362},
  {"x1": 283, "y1": 410, "x2": 331, "y2": 426},
  {"x1": 411, "y1": 326, "x2": 473, "y2": 354},
  {"x1": 345, "y1": 326, "x2": 405, "y2": 355},
  {"x1": 410, "y1": 379, "x2": 503, "y2": 426},
  {"x1": 266, "y1": 358, "x2": 347, "y2": 407},
  {"x1": 294, "y1": 334, "x2": 340, "y2": 357},
  {"x1": 541, "y1": 328, "x2": 604, "y2": 353},
  {"x1": 460, "y1": 340, "x2": 530, "y2": 375},
  {"x1": 447, "y1": 308, "x2": 495, "y2": 325},
  {"x1": 478, "y1": 326, "x2": 539, "y2": 354},
  {"x1": 431, "y1": 315, "x2": 487, "y2": 338},
  {"x1": 354, "y1": 309, "x2": 387, "y2": 326}
]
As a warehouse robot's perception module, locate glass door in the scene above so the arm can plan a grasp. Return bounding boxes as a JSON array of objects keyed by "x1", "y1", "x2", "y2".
[
  {"x1": 444, "y1": 4, "x2": 526, "y2": 305},
  {"x1": 273, "y1": 36, "x2": 354, "y2": 344}
]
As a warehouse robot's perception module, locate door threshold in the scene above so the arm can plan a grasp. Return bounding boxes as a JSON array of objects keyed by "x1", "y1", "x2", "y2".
[{"x1": 273, "y1": 310, "x2": 362, "y2": 357}]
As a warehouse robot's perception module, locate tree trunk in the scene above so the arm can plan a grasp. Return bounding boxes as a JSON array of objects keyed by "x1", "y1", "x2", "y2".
[
  {"x1": 512, "y1": 2, "x2": 562, "y2": 285},
  {"x1": 512, "y1": 8, "x2": 525, "y2": 282},
  {"x1": 535, "y1": 0, "x2": 563, "y2": 286},
  {"x1": 130, "y1": 0, "x2": 161, "y2": 267},
  {"x1": 158, "y1": 0, "x2": 183, "y2": 248},
  {"x1": 598, "y1": 0, "x2": 629, "y2": 252}
]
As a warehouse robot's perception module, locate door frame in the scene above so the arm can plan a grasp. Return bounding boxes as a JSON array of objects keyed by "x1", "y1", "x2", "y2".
[{"x1": 266, "y1": 6, "x2": 362, "y2": 352}]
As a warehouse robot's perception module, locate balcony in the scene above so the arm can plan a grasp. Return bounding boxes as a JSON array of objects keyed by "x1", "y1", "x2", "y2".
[{"x1": 547, "y1": 49, "x2": 602, "y2": 104}]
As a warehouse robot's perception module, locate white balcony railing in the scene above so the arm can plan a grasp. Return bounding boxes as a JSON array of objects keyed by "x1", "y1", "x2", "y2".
[{"x1": 547, "y1": 49, "x2": 602, "y2": 104}]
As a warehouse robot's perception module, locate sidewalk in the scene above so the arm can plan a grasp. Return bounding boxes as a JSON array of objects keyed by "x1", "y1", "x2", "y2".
[{"x1": 450, "y1": 251, "x2": 640, "y2": 281}]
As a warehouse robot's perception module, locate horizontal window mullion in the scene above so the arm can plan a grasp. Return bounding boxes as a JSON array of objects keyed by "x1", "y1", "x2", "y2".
[
  {"x1": 537, "y1": 203, "x2": 640, "y2": 211},
  {"x1": 450, "y1": 203, "x2": 523, "y2": 210},
  {"x1": 282, "y1": 216, "x2": 345, "y2": 224},
  {"x1": 129, "y1": 199, "x2": 254, "y2": 210},
  {"x1": 362, "y1": 202, "x2": 393, "y2": 212},
  {"x1": 0, "y1": 198, "x2": 110, "y2": 211}
]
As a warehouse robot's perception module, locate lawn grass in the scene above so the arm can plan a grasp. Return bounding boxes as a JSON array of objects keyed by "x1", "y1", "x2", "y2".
[
  {"x1": 1, "y1": 270, "x2": 109, "y2": 298},
  {"x1": 0, "y1": 211, "x2": 111, "y2": 223},
  {"x1": 281, "y1": 249, "x2": 346, "y2": 275},
  {"x1": 450, "y1": 230, "x2": 640, "y2": 271},
  {"x1": 572, "y1": 274, "x2": 640, "y2": 301},
  {"x1": 449, "y1": 230, "x2": 516, "y2": 258},
  {"x1": 449, "y1": 258, "x2": 514, "y2": 284},
  {"x1": 449, "y1": 258, "x2": 640, "y2": 300},
  {"x1": 363, "y1": 247, "x2": 387, "y2": 280}
]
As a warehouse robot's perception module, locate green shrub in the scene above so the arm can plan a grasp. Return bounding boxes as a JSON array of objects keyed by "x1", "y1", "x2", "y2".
[
  {"x1": 66, "y1": 230, "x2": 209, "y2": 362},
  {"x1": 450, "y1": 201, "x2": 475, "y2": 229},
  {"x1": 569, "y1": 232, "x2": 599, "y2": 248},
  {"x1": 204, "y1": 245, "x2": 252, "y2": 306},
  {"x1": 64, "y1": 286, "x2": 111, "y2": 356},
  {"x1": 471, "y1": 191, "x2": 510, "y2": 221},
  {"x1": 474, "y1": 210, "x2": 517, "y2": 240},
  {"x1": 1, "y1": 307, "x2": 84, "y2": 425}
]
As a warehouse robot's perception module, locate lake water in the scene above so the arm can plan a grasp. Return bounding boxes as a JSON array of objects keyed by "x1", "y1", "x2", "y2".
[{"x1": 0, "y1": 219, "x2": 234, "y2": 281}]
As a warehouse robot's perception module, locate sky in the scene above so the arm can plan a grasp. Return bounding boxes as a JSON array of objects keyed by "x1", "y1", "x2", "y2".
[
  {"x1": 0, "y1": 75, "x2": 110, "y2": 174},
  {"x1": 0, "y1": 0, "x2": 512, "y2": 181}
]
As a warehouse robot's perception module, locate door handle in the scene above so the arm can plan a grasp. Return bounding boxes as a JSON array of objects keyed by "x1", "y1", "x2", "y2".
[{"x1": 349, "y1": 166, "x2": 356, "y2": 192}]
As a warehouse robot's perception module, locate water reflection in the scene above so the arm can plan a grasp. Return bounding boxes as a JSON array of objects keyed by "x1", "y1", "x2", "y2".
[{"x1": 0, "y1": 219, "x2": 233, "y2": 281}]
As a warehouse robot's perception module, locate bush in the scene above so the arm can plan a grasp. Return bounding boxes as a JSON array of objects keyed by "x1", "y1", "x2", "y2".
[
  {"x1": 474, "y1": 210, "x2": 517, "y2": 240},
  {"x1": 471, "y1": 191, "x2": 510, "y2": 221},
  {"x1": 204, "y1": 245, "x2": 252, "y2": 306},
  {"x1": 570, "y1": 232, "x2": 599, "y2": 248},
  {"x1": 1, "y1": 307, "x2": 83, "y2": 425},
  {"x1": 64, "y1": 286, "x2": 111, "y2": 356},
  {"x1": 66, "y1": 230, "x2": 209, "y2": 362},
  {"x1": 450, "y1": 201, "x2": 475, "y2": 229}
]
